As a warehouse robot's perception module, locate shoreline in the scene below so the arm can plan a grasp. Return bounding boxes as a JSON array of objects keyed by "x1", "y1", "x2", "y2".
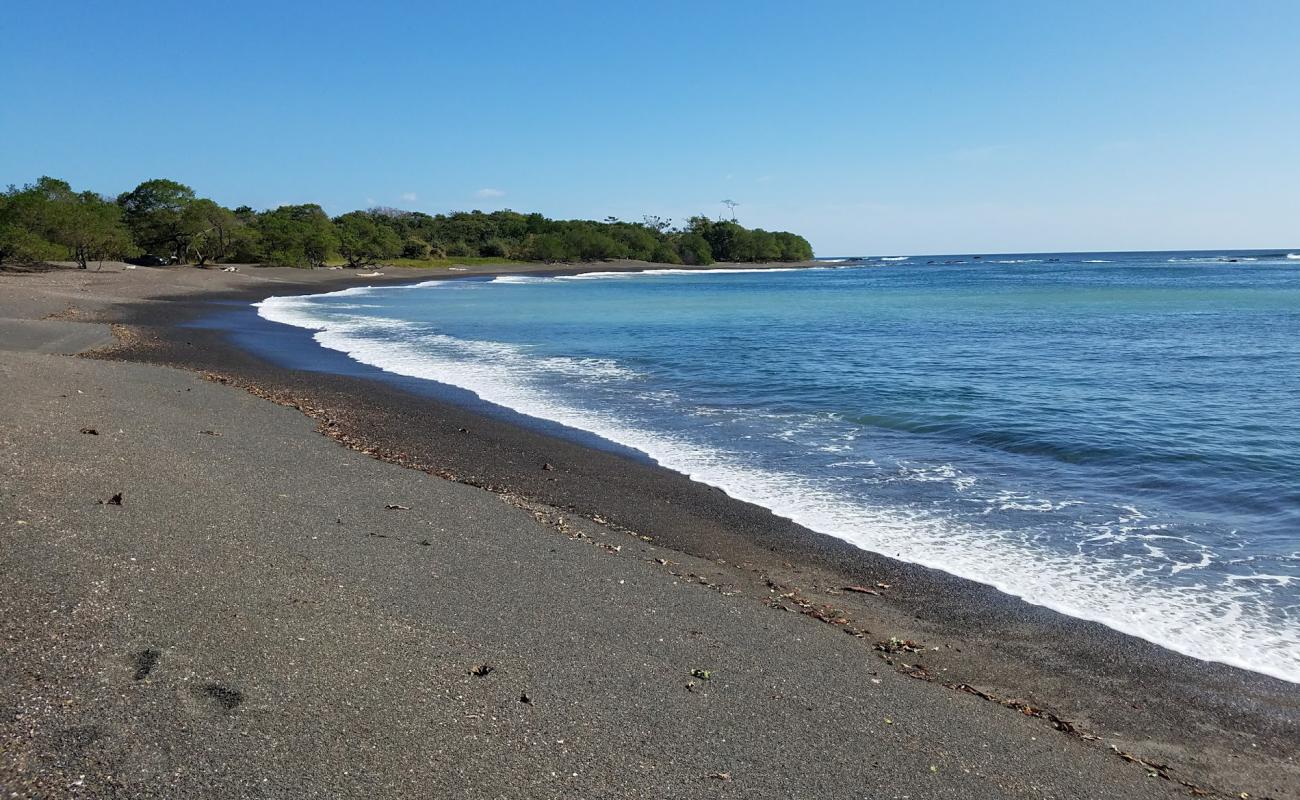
[
  {"x1": 4, "y1": 261, "x2": 1298, "y2": 797},
  {"x1": 251, "y1": 267, "x2": 1299, "y2": 684}
]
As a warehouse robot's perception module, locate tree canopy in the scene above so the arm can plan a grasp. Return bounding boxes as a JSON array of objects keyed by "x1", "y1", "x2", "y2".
[
  {"x1": 1, "y1": 175, "x2": 815, "y2": 269},
  {"x1": 1, "y1": 177, "x2": 136, "y2": 268},
  {"x1": 116, "y1": 178, "x2": 198, "y2": 262}
]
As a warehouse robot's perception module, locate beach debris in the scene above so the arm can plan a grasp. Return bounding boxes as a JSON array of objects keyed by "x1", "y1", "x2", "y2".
[
  {"x1": 357, "y1": 271, "x2": 384, "y2": 277},
  {"x1": 419, "y1": 539, "x2": 431, "y2": 546},
  {"x1": 950, "y1": 683, "x2": 1083, "y2": 737},
  {"x1": 199, "y1": 430, "x2": 221, "y2": 436},
  {"x1": 705, "y1": 772, "x2": 732, "y2": 782},
  {"x1": 519, "y1": 692, "x2": 532, "y2": 705},
  {"x1": 97, "y1": 493, "x2": 123, "y2": 506},
  {"x1": 79, "y1": 427, "x2": 98, "y2": 435},
  {"x1": 876, "y1": 582, "x2": 891, "y2": 589},
  {"x1": 874, "y1": 637, "x2": 923, "y2": 654},
  {"x1": 542, "y1": 462, "x2": 554, "y2": 471},
  {"x1": 1109, "y1": 745, "x2": 1175, "y2": 779},
  {"x1": 469, "y1": 664, "x2": 495, "y2": 678},
  {"x1": 884, "y1": 717, "x2": 893, "y2": 725},
  {"x1": 690, "y1": 668, "x2": 713, "y2": 681},
  {"x1": 686, "y1": 681, "x2": 698, "y2": 693},
  {"x1": 220, "y1": 266, "x2": 239, "y2": 272},
  {"x1": 384, "y1": 504, "x2": 411, "y2": 511},
  {"x1": 842, "y1": 585, "x2": 880, "y2": 595}
]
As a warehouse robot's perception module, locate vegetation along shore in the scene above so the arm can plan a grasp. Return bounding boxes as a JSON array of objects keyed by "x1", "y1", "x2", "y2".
[{"x1": 0, "y1": 176, "x2": 814, "y2": 271}]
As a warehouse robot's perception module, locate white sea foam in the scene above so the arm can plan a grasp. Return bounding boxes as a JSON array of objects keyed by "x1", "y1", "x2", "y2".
[
  {"x1": 878, "y1": 256, "x2": 909, "y2": 261},
  {"x1": 488, "y1": 267, "x2": 818, "y2": 285},
  {"x1": 489, "y1": 274, "x2": 549, "y2": 284},
  {"x1": 1288, "y1": 253, "x2": 1300, "y2": 260},
  {"x1": 1082, "y1": 259, "x2": 1114, "y2": 263},
  {"x1": 570, "y1": 266, "x2": 815, "y2": 278},
  {"x1": 256, "y1": 288, "x2": 1300, "y2": 684}
]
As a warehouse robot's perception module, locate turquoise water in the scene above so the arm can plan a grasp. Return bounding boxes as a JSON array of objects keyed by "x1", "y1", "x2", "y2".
[{"x1": 259, "y1": 251, "x2": 1300, "y2": 682}]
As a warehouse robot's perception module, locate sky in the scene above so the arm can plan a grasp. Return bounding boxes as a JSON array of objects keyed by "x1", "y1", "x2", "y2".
[{"x1": 2, "y1": 1, "x2": 1297, "y2": 256}]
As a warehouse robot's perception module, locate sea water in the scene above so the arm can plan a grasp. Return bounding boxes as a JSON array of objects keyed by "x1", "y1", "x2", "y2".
[{"x1": 258, "y1": 250, "x2": 1300, "y2": 683}]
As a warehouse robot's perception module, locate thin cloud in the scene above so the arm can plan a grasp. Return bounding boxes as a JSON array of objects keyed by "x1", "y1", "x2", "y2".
[
  {"x1": 475, "y1": 188, "x2": 506, "y2": 199},
  {"x1": 400, "y1": 191, "x2": 418, "y2": 203}
]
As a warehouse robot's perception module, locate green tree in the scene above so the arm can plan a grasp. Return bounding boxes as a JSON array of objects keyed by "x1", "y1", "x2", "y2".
[
  {"x1": 675, "y1": 232, "x2": 714, "y2": 265},
  {"x1": 0, "y1": 178, "x2": 66, "y2": 265},
  {"x1": 608, "y1": 223, "x2": 658, "y2": 261},
  {"x1": 774, "y1": 231, "x2": 813, "y2": 261},
  {"x1": 116, "y1": 178, "x2": 197, "y2": 262},
  {"x1": 524, "y1": 233, "x2": 568, "y2": 262},
  {"x1": 401, "y1": 237, "x2": 431, "y2": 259},
  {"x1": 182, "y1": 199, "x2": 242, "y2": 265},
  {"x1": 334, "y1": 211, "x2": 402, "y2": 267},
  {"x1": 0, "y1": 178, "x2": 133, "y2": 268},
  {"x1": 562, "y1": 226, "x2": 623, "y2": 260},
  {"x1": 480, "y1": 237, "x2": 511, "y2": 258},
  {"x1": 255, "y1": 204, "x2": 337, "y2": 268},
  {"x1": 53, "y1": 192, "x2": 135, "y2": 269}
]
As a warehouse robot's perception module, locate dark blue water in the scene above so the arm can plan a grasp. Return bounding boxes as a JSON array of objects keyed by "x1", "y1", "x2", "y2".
[{"x1": 258, "y1": 250, "x2": 1300, "y2": 681}]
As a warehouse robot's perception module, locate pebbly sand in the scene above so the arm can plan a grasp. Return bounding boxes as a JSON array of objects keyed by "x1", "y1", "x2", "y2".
[{"x1": 1, "y1": 262, "x2": 1296, "y2": 799}]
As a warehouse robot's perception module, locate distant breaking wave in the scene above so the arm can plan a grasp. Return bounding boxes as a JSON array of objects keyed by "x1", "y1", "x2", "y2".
[
  {"x1": 489, "y1": 266, "x2": 817, "y2": 286},
  {"x1": 1169, "y1": 256, "x2": 1258, "y2": 263}
]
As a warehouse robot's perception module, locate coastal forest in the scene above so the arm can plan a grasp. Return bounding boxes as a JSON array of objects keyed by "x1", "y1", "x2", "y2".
[{"x1": 0, "y1": 176, "x2": 814, "y2": 269}]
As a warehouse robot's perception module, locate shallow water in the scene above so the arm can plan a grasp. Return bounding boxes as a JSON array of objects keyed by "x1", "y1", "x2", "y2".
[{"x1": 258, "y1": 250, "x2": 1300, "y2": 682}]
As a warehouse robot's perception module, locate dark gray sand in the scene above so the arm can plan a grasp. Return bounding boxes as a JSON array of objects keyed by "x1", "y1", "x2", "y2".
[{"x1": 1, "y1": 264, "x2": 1296, "y2": 799}]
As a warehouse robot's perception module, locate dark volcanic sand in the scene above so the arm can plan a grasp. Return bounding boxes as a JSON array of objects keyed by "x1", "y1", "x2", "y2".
[{"x1": 3, "y1": 263, "x2": 1298, "y2": 798}]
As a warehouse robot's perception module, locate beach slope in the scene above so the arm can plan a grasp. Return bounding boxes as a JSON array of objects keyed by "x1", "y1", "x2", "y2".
[{"x1": 1, "y1": 264, "x2": 1294, "y2": 799}]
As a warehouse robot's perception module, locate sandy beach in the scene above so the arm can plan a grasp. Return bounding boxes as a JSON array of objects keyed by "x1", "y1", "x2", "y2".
[{"x1": 2, "y1": 263, "x2": 1297, "y2": 799}]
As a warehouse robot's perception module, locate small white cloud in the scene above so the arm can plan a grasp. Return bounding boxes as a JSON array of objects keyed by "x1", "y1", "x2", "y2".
[
  {"x1": 400, "y1": 192, "x2": 418, "y2": 203},
  {"x1": 365, "y1": 197, "x2": 377, "y2": 206},
  {"x1": 475, "y1": 188, "x2": 506, "y2": 199}
]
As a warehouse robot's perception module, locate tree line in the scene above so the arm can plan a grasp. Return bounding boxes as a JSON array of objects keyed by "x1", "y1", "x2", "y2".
[{"x1": 0, "y1": 176, "x2": 814, "y2": 269}]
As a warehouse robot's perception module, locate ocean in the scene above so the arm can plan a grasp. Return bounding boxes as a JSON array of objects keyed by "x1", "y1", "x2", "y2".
[{"x1": 256, "y1": 250, "x2": 1300, "y2": 683}]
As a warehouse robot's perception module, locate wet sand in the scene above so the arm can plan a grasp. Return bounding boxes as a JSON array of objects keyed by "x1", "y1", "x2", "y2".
[{"x1": 1, "y1": 262, "x2": 1296, "y2": 798}]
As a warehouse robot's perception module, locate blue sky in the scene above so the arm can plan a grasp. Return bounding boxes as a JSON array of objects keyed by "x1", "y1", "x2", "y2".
[{"x1": 2, "y1": 1, "x2": 1297, "y2": 255}]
